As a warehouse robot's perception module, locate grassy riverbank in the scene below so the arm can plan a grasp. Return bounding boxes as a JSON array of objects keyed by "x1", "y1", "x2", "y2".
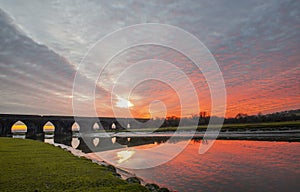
[{"x1": 0, "y1": 138, "x2": 147, "y2": 192}]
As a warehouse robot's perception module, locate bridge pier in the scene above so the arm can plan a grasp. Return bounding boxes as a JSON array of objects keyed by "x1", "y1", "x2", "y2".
[
  {"x1": 76, "y1": 119, "x2": 97, "y2": 133},
  {"x1": 0, "y1": 119, "x2": 17, "y2": 137},
  {"x1": 52, "y1": 120, "x2": 74, "y2": 137},
  {"x1": 99, "y1": 120, "x2": 111, "y2": 130},
  {"x1": 114, "y1": 121, "x2": 126, "y2": 131},
  {"x1": 0, "y1": 121, "x2": 2, "y2": 136},
  {"x1": 22, "y1": 119, "x2": 46, "y2": 140}
]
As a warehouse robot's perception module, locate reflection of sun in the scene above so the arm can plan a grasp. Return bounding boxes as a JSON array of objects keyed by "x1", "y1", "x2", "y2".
[
  {"x1": 116, "y1": 97, "x2": 134, "y2": 108},
  {"x1": 117, "y1": 150, "x2": 135, "y2": 163}
]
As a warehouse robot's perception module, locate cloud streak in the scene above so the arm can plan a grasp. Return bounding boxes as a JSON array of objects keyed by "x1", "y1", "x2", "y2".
[{"x1": 0, "y1": 0, "x2": 299, "y2": 117}]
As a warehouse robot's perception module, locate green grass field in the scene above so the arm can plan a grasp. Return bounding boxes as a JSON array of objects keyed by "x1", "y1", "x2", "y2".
[{"x1": 0, "y1": 138, "x2": 147, "y2": 192}]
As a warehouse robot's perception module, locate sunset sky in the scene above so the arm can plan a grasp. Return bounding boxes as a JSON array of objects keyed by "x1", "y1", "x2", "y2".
[{"x1": 0, "y1": 0, "x2": 299, "y2": 118}]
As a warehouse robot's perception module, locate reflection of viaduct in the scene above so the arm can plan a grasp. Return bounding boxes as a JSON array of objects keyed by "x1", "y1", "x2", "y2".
[
  {"x1": 74, "y1": 136, "x2": 171, "y2": 153},
  {"x1": 73, "y1": 136, "x2": 202, "y2": 153},
  {"x1": 0, "y1": 114, "x2": 149, "y2": 139}
]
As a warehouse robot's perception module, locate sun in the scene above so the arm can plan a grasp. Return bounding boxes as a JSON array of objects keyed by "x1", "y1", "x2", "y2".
[{"x1": 116, "y1": 97, "x2": 134, "y2": 108}]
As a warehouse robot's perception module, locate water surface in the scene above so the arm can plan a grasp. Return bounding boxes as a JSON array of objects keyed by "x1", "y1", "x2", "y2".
[{"x1": 91, "y1": 139, "x2": 300, "y2": 191}]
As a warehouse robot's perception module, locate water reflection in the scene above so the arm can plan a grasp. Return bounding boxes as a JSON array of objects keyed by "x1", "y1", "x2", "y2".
[
  {"x1": 93, "y1": 138, "x2": 100, "y2": 146},
  {"x1": 12, "y1": 132, "x2": 300, "y2": 191},
  {"x1": 112, "y1": 137, "x2": 116, "y2": 144},
  {"x1": 117, "y1": 150, "x2": 136, "y2": 164},
  {"x1": 12, "y1": 134, "x2": 25, "y2": 139},
  {"x1": 129, "y1": 140, "x2": 300, "y2": 192},
  {"x1": 12, "y1": 131, "x2": 215, "y2": 155},
  {"x1": 80, "y1": 138, "x2": 300, "y2": 191},
  {"x1": 71, "y1": 137, "x2": 80, "y2": 148}
]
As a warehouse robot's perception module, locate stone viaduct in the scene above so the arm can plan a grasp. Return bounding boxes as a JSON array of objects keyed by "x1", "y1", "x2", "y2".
[{"x1": 0, "y1": 114, "x2": 149, "y2": 139}]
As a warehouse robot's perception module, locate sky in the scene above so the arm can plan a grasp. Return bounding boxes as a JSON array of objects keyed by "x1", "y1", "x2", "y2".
[{"x1": 0, "y1": 0, "x2": 299, "y2": 118}]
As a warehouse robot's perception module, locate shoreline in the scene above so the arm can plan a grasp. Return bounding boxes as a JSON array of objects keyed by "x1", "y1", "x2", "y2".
[{"x1": 52, "y1": 141, "x2": 173, "y2": 191}]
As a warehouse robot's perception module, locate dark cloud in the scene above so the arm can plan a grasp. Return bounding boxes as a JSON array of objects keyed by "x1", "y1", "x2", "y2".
[{"x1": 0, "y1": 9, "x2": 77, "y2": 114}]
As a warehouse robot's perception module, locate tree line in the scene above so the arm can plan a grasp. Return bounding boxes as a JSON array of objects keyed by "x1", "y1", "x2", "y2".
[{"x1": 150, "y1": 109, "x2": 300, "y2": 128}]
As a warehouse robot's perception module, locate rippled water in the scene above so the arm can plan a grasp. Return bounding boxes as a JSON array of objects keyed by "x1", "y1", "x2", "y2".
[{"x1": 92, "y1": 140, "x2": 300, "y2": 192}]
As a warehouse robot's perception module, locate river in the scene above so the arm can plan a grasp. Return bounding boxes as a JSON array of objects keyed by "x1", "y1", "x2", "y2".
[{"x1": 84, "y1": 138, "x2": 300, "y2": 192}]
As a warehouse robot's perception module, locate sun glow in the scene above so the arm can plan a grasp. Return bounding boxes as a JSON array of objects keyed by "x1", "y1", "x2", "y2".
[
  {"x1": 43, "y1": 121, "x2": 55, "y2": 132},
  {"x1": 11, "y1": 121, "x2": 27, "y2": 132},
  {"x1": 116, "y1": 97, "x2": 134, "y2": 108}
]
